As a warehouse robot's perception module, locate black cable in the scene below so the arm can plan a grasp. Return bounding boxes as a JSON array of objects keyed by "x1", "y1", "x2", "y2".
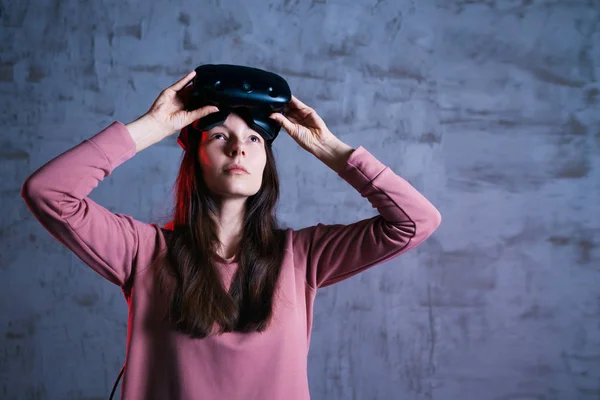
[{"x1": 108, "y1": 363, "x2": 125, "y2": 400}]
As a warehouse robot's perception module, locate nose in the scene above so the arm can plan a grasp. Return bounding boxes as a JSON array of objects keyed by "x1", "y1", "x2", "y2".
[{"x1": 228, "y1": 139, "x2": 246, "y2": 157}]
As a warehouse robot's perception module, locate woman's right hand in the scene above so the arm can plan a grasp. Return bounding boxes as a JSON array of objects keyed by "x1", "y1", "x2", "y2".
[
  {"x1": 146, "y1": 70, "x2": 220, "y2": 136},
  {"x1": 126, "y1": 71, "x2": 220, "y2": 153}
]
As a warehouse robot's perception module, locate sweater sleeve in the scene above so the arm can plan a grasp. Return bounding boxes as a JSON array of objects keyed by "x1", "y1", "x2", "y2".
[
  {"x1": 294, "y1": 145, "x2": 442, "y2": 290},
  {"x1": 21, "y1": 121, "x2": 157, "y2": 287}
]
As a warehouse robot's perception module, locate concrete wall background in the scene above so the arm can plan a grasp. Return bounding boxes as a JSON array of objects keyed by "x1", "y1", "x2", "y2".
[{"x1": 1, "y1": 0, "x2": 599, "y2": 399}]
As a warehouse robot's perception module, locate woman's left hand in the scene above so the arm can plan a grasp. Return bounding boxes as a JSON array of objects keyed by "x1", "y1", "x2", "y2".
[{"x1": 269, "y1": 96, "x2": 338, "y2": 154}]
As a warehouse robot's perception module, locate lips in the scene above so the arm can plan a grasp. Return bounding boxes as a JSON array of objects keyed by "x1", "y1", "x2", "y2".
[{"x1": 224, "y1": 164, "x2": 249, "y2": 174}]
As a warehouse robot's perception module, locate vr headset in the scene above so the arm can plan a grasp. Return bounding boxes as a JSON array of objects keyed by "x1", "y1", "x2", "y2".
[{"x1": 177, "y1": 64, "x2": 292, "y2": 151}]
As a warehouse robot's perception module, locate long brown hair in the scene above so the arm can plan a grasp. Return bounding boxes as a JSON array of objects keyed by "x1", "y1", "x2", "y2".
[{"x1": 155, "y1": 123, "x2": 287, "y2": 339}]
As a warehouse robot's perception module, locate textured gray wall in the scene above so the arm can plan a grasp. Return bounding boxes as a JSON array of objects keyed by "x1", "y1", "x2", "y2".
[{"x1": 2, "y1": 0, "x2": 599, "y2": 399}]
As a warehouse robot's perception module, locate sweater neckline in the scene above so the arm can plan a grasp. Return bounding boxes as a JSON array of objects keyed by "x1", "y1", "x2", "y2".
[{"x1": 213, "y1": 252, "x2": 238, "y2": 264}]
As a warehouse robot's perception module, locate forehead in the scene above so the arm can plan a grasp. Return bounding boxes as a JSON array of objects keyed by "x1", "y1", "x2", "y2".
[{"x1": 208, "y1": 113, "x2": 252, "y2": 133}]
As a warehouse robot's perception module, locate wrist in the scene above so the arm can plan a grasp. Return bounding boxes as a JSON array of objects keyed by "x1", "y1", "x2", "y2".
[
  {"x1": 125, "y1": 114, "x2": 169, "y2": 153},
  {"x1": 313, "y1": 137, "x2": 354, "y2": 174}
]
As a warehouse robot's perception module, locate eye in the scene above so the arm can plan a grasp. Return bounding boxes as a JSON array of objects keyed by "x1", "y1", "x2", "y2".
[{"x1": 211, "y1": 133, "x2": 260, "y2": 143}]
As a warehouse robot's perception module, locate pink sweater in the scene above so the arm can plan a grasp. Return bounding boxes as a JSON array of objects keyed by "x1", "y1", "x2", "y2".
[{"x1": 21, "y1": 121, "x2": 441, "y2": 399}]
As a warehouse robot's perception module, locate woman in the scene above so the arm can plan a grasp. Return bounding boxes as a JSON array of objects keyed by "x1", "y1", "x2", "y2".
[{"x1": 22, "y1": 70, "x2": 441, "y2": 399}]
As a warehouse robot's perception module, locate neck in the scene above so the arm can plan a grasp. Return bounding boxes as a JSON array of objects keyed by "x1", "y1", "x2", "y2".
[{"x1": 211, "y1": 197, "x2": 246, "y2": 258}]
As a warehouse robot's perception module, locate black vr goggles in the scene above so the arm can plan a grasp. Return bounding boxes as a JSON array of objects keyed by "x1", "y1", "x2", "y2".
[{"x1": 177, "y1": 64, "x2": 292, "y2": 151}]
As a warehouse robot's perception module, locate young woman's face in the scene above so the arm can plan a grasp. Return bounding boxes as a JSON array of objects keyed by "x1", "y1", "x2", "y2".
[{"x1": 197, "y1": 113, "x2": 267, "y2": 200}]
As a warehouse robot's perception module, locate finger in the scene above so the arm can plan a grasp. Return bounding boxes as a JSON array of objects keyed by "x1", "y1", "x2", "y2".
[
  {"x1": 169, "y1": 70, "x2": 196, "y2": 92},
  {"x1": 277, "y1": 106, "x2": 314, "y2": 127},
  {"x1": 269, "y1": 113, "x2": 297, "y2": 137},
  {"x1": 288, "y1": 95, "x2": 311, "y2": 110},
  {"x1": 286, "y1": 98, "x2": 316, "y2": 121},
  {"x1": 188, "y1": 105, "x2": 220, "y2": 121}
]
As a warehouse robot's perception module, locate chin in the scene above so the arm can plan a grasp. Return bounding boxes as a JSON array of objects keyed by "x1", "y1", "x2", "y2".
[{"x1": 213, "y1": 186, "x2": 260, "y2": 199}]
